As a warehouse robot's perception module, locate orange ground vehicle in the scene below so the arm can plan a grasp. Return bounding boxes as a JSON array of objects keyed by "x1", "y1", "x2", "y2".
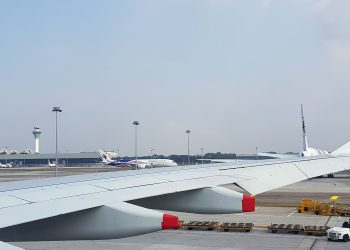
[{"x1": 297, "y1": 199, "x2": 350, "y2": 216}]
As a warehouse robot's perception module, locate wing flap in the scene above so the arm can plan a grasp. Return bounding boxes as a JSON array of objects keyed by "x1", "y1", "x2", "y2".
[
  {"x1": 0, "y1": 196, "x2": 29, "y2": 209},
  {"x1": 89, "y1": 176, "x2": 168, "y2": 190},
  {"x1": 9, "y1": 184, "x2": 106, "y2": 203}
]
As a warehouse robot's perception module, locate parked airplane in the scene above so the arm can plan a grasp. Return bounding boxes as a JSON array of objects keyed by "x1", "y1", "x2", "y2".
[
  {"x1": 129, "y1": 158, "x2": 178, "y2": 169},
  {"x1": 0, "y1": 163, "x2": 12, "y2": 168},
  {"x1": 300, "y1": 104, "x2": 329, "y2": 157},
  {"x1": 99, "y1": 149, "x2": 177, "y2": 169},
  {"x1": 201, "y1": 105, "x2": 329, "y2": 163},
  {"x1": 48, "y1": 160, "x2": 56, "y2": 167}
]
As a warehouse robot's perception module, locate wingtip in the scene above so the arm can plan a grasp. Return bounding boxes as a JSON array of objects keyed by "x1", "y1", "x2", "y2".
[{"x1": 332, "y1": 141, "x2": 350, "y2": 155}]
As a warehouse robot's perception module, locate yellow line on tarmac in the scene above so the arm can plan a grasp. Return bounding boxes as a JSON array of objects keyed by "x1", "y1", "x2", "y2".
[{"x1": 254, "y1": 225, "x2": 269, "y2": 229}]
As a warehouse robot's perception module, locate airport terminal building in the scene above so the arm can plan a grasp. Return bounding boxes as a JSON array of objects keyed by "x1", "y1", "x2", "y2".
[{"x1": 0, "y1": 152, "x2": 102, "y2": 167}]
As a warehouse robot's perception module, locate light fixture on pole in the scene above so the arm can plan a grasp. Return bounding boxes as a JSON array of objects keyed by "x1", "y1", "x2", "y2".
[
  {"x1": 201, "y1": 147, "x2": 204, "y2": 165},
  {"x1": 52, "y1": 106, "x2": 62, "y2": 177},
  {"x1": 185, "y1": 130, "x2": 191, "y2": 165},
  {"x1": 150, "y1": 148, "x2": 155, "y2": 159},
  {"x1": 5, "y1": 147, "x2": 8, "y2": 164},
  {"x1": 133, "y1": 121, "x2": 140, "y2": 163}
]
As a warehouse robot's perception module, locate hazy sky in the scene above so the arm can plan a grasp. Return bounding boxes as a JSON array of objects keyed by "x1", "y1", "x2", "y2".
[{"x1": 1, "y1": 0, "x2": 350, "y2": 156}]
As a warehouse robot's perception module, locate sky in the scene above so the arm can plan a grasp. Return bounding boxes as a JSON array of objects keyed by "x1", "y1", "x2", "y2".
[{"x1": 1, "y1": 0, "x2": 350, "y2": 156}]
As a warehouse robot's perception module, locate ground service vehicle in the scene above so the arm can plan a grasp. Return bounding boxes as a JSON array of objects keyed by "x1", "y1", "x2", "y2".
[
  {"x1": 327, "y1": 221, "x2": 350, "y2": 242},
  {"x1": 327, "y1": 227, "x2": 350, "y2": 242},
  {"x1": 297, "y1": 199, "x2": 350, "y2": 216}
]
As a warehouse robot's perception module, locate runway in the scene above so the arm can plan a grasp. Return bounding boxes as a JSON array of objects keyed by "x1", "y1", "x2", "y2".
[{"x1": 1, "y1": 167, "x2": 350, "y2": 250}]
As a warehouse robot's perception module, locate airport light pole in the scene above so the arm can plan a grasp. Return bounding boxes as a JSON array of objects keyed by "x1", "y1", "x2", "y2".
[
  {"x1": 5, "y1": 147, "x2": 8, "y2": 164},
  {"x1": 186, "y1": 130, "x2": 191, "y2": 165},
  {"x1": 201, "y1": 147, "x2": 204, "y2": 165},
  {"x1": 52, "y1": 106, "x2": 62, "y2": 177},
  {"x1": 133, "y1": 121, "x2": 140, "y2": 162},
  {"x1": 150, "y1": 148, "x2": 155, "y2": 159}
]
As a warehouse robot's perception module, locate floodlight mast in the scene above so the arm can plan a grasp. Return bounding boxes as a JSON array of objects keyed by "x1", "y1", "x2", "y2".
[
  {"x1": 52, "y1": 106, "x2": 62, "y2": 177},
  {"x1": 201, "y1": 147, "x2": 204, "y2": 165},
  {"x1": 133, "y1": 121, "x2": 140, "y2": 163},
  {"x1": 185, "y1": 130, "x2": 191, "y2": 165},
  {"x1": 5, "y1": 147, "x2": 8, "y2": 164}
]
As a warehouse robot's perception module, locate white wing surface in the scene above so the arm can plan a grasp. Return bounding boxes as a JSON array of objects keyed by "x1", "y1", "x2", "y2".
[{"x1": 0, "y1": 151, "x2": 350, "y2": 243}]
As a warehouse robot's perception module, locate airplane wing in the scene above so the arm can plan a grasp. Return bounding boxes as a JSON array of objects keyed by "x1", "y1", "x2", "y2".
[{"x1": 0, "y1": 149, "x2": 350, "y2": 243}]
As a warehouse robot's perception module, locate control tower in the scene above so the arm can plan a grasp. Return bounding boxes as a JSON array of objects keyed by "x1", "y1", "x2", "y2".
[{"x1": 32, "y1": 127, "x2": 42, "y2": 154}]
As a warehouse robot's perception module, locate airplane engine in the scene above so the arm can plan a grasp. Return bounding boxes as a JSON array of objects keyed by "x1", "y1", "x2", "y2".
[
  {"x1": 0, "y1": 202, "x2": 180, "y2": 241},
  {"x1": 130, "y1": 186, "x2": 255, "y2": 214}
]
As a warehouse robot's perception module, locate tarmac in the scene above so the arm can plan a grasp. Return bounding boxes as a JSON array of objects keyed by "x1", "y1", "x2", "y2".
[
  {"x1": 0, "y1": 166, "x2": 130, "y2": 182},
  {"x1": 1, "y1": 167, "x2": 350, "y2": 250}
]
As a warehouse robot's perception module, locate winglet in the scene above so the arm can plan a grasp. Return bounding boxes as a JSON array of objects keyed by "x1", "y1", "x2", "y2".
[{"x1": 331, "y1": 141, "x2": 350, "y2": 155}]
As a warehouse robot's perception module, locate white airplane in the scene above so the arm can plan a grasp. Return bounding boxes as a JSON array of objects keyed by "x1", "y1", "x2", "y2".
[
  {"x1": 202, "y1": 105, "x2": 329, "y2": 163},
  {"x1": 99, "y1": 149, "x2": 177, "y2": 169},
  {"x1": 48, "y1": 160, "x2": 56, "y2": 167},
  {"x1": 0, "y1": 140, "x2": 350, "y2": 248},
  {"x1": 0, "y1": 163, "x2": 12, "y2": 168},
  {"x1": 20, "y1": 149, "x2": 33, "y2": 154},
  {"x1": 300, "y1": 104, "x2": 329, "y2": 157},
  {"x1": 128, "y1": 158, "x2": 178, "y2": 169}
]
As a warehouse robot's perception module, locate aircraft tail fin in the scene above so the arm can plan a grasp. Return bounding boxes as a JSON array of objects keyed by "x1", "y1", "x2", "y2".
[
  {"x1": 331, "y1": 141, "x2": 350, "y2": 155},
  {"x1": 98, "y1": 149, "x2": 112, "y2": 163},
  {"x1": 301, "y1": 104, "x2": 309, "y2": 151},
  {"x1": 48, "y1": 160, "x2": 56, "y2": 167}
]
